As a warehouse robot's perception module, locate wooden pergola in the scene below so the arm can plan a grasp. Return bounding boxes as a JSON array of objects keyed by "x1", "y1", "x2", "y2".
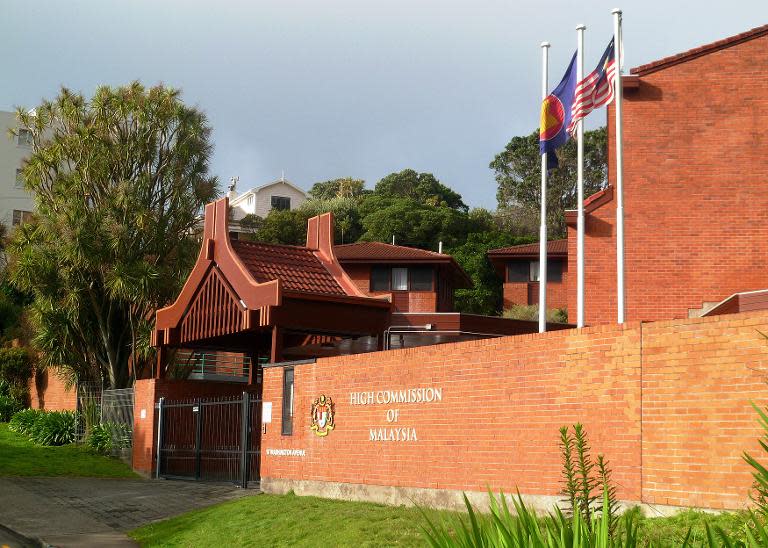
[{"x1": 152, "y1": 198, "x2": 391, "y2": 382}]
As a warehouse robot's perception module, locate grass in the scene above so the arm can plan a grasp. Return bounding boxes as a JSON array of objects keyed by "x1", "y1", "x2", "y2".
[
  {"x1": 0, "y1": 423, "x2": 137, "y2": 478},
  {"x1": 129, "y1": 491, "x2": 754, "y2": 548},
  {"x1": 130, "y1": 492, "x2": 457, "y2": 547}
]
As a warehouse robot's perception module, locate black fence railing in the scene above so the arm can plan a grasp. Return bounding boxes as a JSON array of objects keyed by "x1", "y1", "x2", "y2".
[{"x1": 157, "y1": 393, "x2": 261, "y2": 487}]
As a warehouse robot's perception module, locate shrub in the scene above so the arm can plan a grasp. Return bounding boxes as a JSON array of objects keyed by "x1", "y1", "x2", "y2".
[
  {"x1": 9, "y1": 408, "x2": 76, "y2": 446},
  {"x1": 9, "y1": 408, "x2": 40, "y2": 434},
  {"x1": 0, "y1": 347, "x2": 34, "y2": 386},
  {"x1": 86, "y1": 422, "x2": 131, "y2": 454},
  {"x1": 503, "y1": 304, "x2": 568, "y2": 324},
  {"x1": 0, "y1": 394, "x2": 23, "y2": 422}
]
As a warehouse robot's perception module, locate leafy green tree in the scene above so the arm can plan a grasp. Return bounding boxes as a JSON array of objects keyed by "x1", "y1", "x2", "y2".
[
  {"x1": 308, "y1": 177, "x2": 367, "y2": 200},
  {"x1": 300, "y1": 197, "x2": 363, "y2": 244},
  {"x1": 358, "y1": 196, "x2": 470, "y2": 250},
  {"x1": 238, "y1": 213, "x2": 264, "y2": 235},
  {"x1": 247, "y1": 209, "x2": 310, "y2": 246},
  {"x1": 491, "y1": 127, "x2": 607, "y2": 238},
  {"x1": 450, "y1": 232, "x2": 533, "y2": 315},
  {"x1": 374, "y1": 169, "x2": 467, "y2": 212},
  {"x1": 7, "y1": 83, "x2": 218, "y2": 388}
]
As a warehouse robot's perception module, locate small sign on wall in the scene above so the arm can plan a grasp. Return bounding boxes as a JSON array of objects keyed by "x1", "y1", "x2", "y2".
[
  {"x1": 140, "y1": 409, "x2": 146, "y2": 419},
  {"x1": 262, "y1": 402, "x2": 272, "y2": 423}
]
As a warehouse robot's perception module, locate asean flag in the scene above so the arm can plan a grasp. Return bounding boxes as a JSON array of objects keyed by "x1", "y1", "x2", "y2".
[{"x1": 540, "y1": 51, "x2": 577, "y2": 170}]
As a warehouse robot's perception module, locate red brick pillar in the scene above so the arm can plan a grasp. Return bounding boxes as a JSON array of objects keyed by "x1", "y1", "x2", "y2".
[{"x1": 132, "y1": 378, "x2": 160, "y2": 477}]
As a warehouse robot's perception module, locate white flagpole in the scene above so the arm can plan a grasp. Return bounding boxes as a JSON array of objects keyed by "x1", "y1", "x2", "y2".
[
  {"x1": 539, "y1": 41, "x2": 550, "y2": 333},
  {"x1": 612, "y1": 8, "x2": 625, "y2": 324},
  {"x1": 576, "y1": 24, "x2": 586, "y2": 328}
]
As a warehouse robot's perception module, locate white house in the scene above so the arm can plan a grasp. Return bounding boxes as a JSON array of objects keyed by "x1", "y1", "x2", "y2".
[
  {"x1": 0, "y1": 110, "x2": 35, "y2": 230},
  {"x1": 228, "y1": 177, "x2": 308, "y2": 232}
]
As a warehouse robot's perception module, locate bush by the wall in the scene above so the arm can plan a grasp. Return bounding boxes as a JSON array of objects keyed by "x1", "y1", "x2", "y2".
[
  {"x1": 8, "y1": 408, "x2": 76, "y2": 446},
  {"x1": 0, "y1": 348, "x2": 33, "y2": 407},
  {"x1": 86, "y1": 422, "x2": 131, "y2": 455}
]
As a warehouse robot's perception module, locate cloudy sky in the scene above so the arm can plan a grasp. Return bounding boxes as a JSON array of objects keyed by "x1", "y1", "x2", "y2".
[{"x1": 1, "y1": 1, "x2": 763, "y2": 208}]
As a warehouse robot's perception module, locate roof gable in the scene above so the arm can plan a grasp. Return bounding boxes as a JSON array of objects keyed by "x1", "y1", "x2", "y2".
[
  {"x1": 631, "y1": 24, "x2": 768, "y2": 76},
  {"x1": 334, "y1": 241, "x2": 447, "y2": 261}
]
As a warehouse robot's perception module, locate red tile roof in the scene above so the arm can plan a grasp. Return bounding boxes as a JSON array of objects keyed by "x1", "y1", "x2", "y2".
[
  {"x1": 231, "y1": 240, "x2": 346, "y2": 296},
  {"x1": 631, "y1": 24, "x2": 768, "y2": 76},
  {"x1": 334, "y1": 241, "x2": 448, "y2": 262},
  {"x1": 487, "y1": 239, "x2": 567, "y2": 258}
]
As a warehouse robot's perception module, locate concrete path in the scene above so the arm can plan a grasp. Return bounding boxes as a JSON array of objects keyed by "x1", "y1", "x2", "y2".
[{"x1": 0, "y1": 477, "x2": 256, "y2": 547}]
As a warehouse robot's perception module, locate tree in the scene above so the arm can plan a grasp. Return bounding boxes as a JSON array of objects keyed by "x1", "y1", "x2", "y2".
[
  {"x1": 7, "y1": 83, "x2": 218, "y2": 388},
  {"x1": 300, "y1": 197, "x2": 363, "y2": 244},
  {"x1": 374, "y1": 169, "x2": 467, "y2": 212},
  {"x1": 491, "y1": 127, "x2": 607, "y2": 238},
  {"x1": 308, "y1": 177, "x2": 367, "y2": 200},
  {"x1": 450, "y1": 232, "x2": 534, "y2": 315},
  {"x1": 246, "y1": 209, "x2": 310, "y2": 246}
]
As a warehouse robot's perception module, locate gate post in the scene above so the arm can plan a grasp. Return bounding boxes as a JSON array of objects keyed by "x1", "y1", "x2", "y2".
[
  {"x1": 194, "y1": 398, "x2": 203, "y2": 480},
  {"x1": 155, "y1": 397, "x2": 165, "y2": 479},
  {"x1": 239, "y1": 391, "x2": 251, "y2": 488}
]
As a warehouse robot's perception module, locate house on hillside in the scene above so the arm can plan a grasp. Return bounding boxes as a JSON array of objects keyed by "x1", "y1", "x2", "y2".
[
  {"x1": 228, "y1": 177, "x2": 307, "y2": 235},
  {"x1": 0, "y1": 110, "x2": 35, "y2": 230}
]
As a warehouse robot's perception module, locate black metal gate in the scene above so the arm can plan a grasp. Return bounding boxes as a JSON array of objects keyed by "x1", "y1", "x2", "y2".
[{"x1": 157, "y1": 393, "x2": 261, "y2": 487}]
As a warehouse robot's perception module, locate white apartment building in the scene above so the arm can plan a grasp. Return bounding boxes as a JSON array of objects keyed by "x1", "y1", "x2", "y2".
[{"x1": 0, "y1": 110, "x2": 34, "y2": 230}]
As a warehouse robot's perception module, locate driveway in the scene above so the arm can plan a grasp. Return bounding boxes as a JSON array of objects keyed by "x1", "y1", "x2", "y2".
[{"x1": 0, "y1": 477, "x2": 256, "y2": 547}]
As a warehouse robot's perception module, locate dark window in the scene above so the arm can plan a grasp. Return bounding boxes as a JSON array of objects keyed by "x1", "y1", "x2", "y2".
[
  {"x1": 17, "y1": 128, "x2": 32, "y2": 147},
  {"x1": 506, "y1": 262, "x2": 529, "y2": 282},
  {"x1": 281, "y1": 368, "x2": 294, "y2": 435},
  {"x1": 271, "y1": 195, "x2": 291, "y2": 211},
  {"x1": 409, "y1": 267, "x2": 433, "y2": 291},
  {"x1": 547, "y1": 260, "x2": 563, "y2": 283},
  {"x1": 12, "y1": 210, "x2": 32, "y2": 227},
  {"x1": 371, "y1": 266, "x2": 390, "y2": 291}
]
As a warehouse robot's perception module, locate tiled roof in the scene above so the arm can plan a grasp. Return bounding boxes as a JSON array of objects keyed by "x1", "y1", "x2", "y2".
[
  {"x1": 487, "y1": 239, "x2": 567, "y2": 257},
  {"x1": 231, "y1": 240, "x2": 345, "y2": 296},
  {"x1": 334, "y1": 241, "x2": 448, "y2": 262},
  {"x1": 631, "y1": 24, "x2": 768, "y2": 76}
]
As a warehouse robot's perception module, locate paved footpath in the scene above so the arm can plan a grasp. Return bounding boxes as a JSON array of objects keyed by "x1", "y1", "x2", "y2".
[{"x1": 0, "y1": 477, "x2": 255, "y2": 547}]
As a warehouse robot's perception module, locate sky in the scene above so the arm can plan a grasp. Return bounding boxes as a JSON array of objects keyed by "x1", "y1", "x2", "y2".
[{"x1": 1, "y1": 1, "x2": 765, "y2": 209}]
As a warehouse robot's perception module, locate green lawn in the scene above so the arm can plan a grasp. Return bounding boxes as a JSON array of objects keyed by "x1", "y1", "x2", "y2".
[
  {"x1": 130, "y1": 492, "x2": 454, "y2": 547},
  {"x1": 129, "y1": 491, "x2": 753, "y2": 548},
  {"x1": 0, "y1": 423, "x2": 137, "y2": 478}
]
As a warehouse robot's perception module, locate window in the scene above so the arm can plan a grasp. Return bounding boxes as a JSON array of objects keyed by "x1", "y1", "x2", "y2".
[
  {"x1": 12, "y1": 210, "x2": 33, "y2": 226},
  {"x1": 369, "y1": 266, "x2": 434, "y2": 291},
  {"x1": 506, "y1": 262, "x2": 529, "y2": 282},
  {"x1": 507, "y1": 260, "x2": 563, "y2": 283},
  {"x1": 281, "y1": 368, "x2": 294, "y2": 435},
  {"x1": 15, "y1": 169, "x2": 24, "y2": 189},
  {"x1": 271, "y1": 195, "x2": 291, "y2": 211},
  {"x1": 528, "y1": 260, "x2": 563, "y2": 282},
  {"x1": 371, "y1": 266, "x2": 390, "y2": 291},
  {"x1": 409, "y1": 267, "x2": 433, "y2": 291},
  {"x1": 391, "y1": 268, "x2": 408, "y2": 290},
  {"x1": 17, "y1": 129, "x2": 32, "y2": 147}
]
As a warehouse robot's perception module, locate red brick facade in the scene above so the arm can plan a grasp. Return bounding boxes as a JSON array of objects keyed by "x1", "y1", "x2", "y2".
[
  {"x1": 255, "y1": 310, "x2": 768, "y2": 510},
  {"x1": 503, "y1": 274, "x2": 568, "y2": 310},
  {"x1": 27, "y1": 369, "x2": 77, "y2": 411},
  {"x1": 576, "y1": 29, "x2": 768, "y2": 325},
  {"x1": 341, "y1": 263, "x2": 445, "y2": 312}
]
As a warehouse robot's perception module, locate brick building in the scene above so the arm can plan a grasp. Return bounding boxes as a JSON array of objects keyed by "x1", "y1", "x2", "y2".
[
  {"x1": 492, "y1": 24, "x2": 768, "y2": 326},
  {"x1": 334, "y1": 241, "x2": 471, "y2": 313},
  {"x1": 487, "y1": 239, "x2": 568, "y2": 310}
]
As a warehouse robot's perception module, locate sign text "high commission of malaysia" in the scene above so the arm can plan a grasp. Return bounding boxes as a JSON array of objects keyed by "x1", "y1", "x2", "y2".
[{"x1": 349, "y1": 387, "x2": 443, "y2": 442}]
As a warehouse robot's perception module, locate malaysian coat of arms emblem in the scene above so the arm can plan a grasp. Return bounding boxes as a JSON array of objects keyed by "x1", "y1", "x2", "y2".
[{"x1": 310, "y1": 394, "x2": 335, "y2": 436}]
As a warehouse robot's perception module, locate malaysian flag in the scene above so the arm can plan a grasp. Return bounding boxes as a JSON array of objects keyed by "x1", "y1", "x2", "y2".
[{"x1": 568, "y1": 38, "x2": 617, "y2": 135}]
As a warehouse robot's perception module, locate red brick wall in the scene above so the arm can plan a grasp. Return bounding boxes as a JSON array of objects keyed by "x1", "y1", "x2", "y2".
[
  {"x1": 568, "y1": 196, "x2": 617, "y2": 325},
  {"x1": 259, "y1": 310, "x2": 768, "y2": 510},
  {"x1": 340, "y1": 263, "x2": 439, "y2": 312},
  {"x1": 27, "y1": 369, "x2": 77, "y2": 411},
  {"x1": 503, "y1": 279, "x2": 568, "y2": 310},
  {"x1": 132, "y1": 379, "x2": 253, "y2": 475},
  {"x1": 591, "y1": 35, "x2": 768, "y2": 325}
]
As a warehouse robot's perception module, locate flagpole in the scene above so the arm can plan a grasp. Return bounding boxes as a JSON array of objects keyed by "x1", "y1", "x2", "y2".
[
  {"x1": 576, "y1": 24, "x2": 586, "y2": 329},
  {"x1": 539, "y1": 41, "x2": 550, "y2": 334},
  {"x1": 612, "y1": 8, "x2": 625, "y2": 324}
]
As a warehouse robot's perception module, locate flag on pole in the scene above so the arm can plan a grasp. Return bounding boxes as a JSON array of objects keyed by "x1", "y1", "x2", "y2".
[
  {"x1": 539, "y1": 51, "x2": 577, "y2": 170},
  {"x1": 568, "y1": 38, "x2": 617, "y2": 135}
]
